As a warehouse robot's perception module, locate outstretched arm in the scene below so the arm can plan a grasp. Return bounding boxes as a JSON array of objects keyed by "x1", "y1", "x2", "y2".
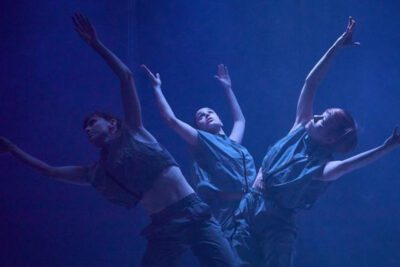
[
  {"x1": 292, "y1": 17, "x2": 360, "y2": 131},
  {"x1": 141, "y1": 65, "x2": 198, "y2": 146},
  {"x1": 72, "y1": 13, "x2": 146, "y2": 134},
  {"x1": 214, "y1": 64, "x2": 246, "y2": 144},
  {"x1": 320, "y1": 127, "x2": 400, "y2": 181},
  {"x1": 0, "y1": 137, "x2": 88, "y2": 185}
]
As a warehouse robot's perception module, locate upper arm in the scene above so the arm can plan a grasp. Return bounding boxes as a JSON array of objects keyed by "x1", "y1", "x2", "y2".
[
  {"x1": 168, "y1": 117, "x2": 199, "y2": 146},
  {"x1": 319, "y1": 160, "x2": 348, "y2": 181},
  {"x1": 229, "y1": 120, "x2": 245, "y2": 144},
  {"x1": 120, "y1": 72, "x2": 143, "y2": 130},
  {"x1": 50, "y1": 165, "x2": 90, "y2": 186},
  {"x1": 293, "y1": 81, "x2": 315, "y2": 128}
]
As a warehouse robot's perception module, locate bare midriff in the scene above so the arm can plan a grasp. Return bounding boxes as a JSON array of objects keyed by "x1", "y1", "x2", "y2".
[{"x1": 140, "y1": 166, "x2": 194, "y2": 214}]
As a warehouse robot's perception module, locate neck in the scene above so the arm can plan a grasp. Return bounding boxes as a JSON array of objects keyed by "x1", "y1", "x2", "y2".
[{"x1": 100, "y1": 130, "x2": 121, "y2": 151}]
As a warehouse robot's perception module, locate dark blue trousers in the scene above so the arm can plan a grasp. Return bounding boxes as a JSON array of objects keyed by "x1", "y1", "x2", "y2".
[
  {"x1": 140, "y1": 193, "x2": 238, "y2": 267},
  {"x1": 227, "y1": 191, "x2": 297, "y2": 267}
]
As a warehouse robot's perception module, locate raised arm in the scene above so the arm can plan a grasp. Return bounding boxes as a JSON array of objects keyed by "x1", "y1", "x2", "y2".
[
  {"x1": 72, "y1": 13, "x2": 144, "y2": 133},
  {"x1": 214, "y1": 64, "x2": 246, "y2": 144},
  {"x1": 292, "y1": 17, "x2": 360, "y2": 131},
  {"x1": 320, "y1": 127, "x2": 400, "y2": 181},
  {"x1": 0, "y1": 137, "x2": 88, "y2": 185},
  {"x1": 141, "y1": 65, "x2": 198, "y2": 146}
]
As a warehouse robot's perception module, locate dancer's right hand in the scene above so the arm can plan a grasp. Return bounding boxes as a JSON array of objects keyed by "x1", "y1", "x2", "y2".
[
  {"x1": 72, "y1": 13, "x2": 99, "y2": 46},
  {"x1": 0, "y1": 137, "x2": 14, "y2": 153},
  {"x1": 141, "y1": 65, "x2": 162, "y2": 89}
]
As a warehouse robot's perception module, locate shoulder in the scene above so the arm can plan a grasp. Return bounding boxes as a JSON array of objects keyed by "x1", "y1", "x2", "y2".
[{"x1": 124, "y1": 125, "x2": 158, "y2": 144}]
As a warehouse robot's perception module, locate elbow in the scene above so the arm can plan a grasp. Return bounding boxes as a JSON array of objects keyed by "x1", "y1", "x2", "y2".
[
  {"x1": 42, "y1": 166, "x2": 57, "y2": 178},
  {"x1": 234, "y1": 118, "x2": 246, "y2": 128},
  {"x1": 164, "y1": 115, "x2": 179, "y2": 127},
  {"x1": 335, "y1": 162, "x2": 352, "y2": 178},
  {"x1": 304, "y1": 76, "x2": 316, "y2": 86},
  {"x1": 120, "y1": 69, "x2": 133, "y2": 82}
]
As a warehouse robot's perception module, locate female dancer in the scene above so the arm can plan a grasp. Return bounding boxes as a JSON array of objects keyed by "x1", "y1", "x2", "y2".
[
  {"x1": 142, "y1": 64, "x2": 256, "y2": 259},
  {"x1": 234, "y1": 17, "x2": 400, "y2": 267},
  {"x1": 0, "y1": 13, "x2": 237, "y2": 267}
]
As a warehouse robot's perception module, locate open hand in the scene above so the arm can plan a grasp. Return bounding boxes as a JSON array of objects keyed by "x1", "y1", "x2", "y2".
[
  {"x1": 383, "y1": 126, "x2": 400, "y2": 149},
  {"x1": 141, "y1": 65, "x2": 162, "y2": 88},
  {"x1": 338, "y1": 16, "x2": 360, "y2": 47},
  {"x1": 214, "y1": 64, "x2": 232, "y2": 89},
  {"x1": 72, "y1": 13, "x2": 98, "y2": 45}
]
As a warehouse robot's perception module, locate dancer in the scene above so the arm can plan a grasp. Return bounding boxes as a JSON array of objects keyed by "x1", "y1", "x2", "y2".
[
  {"x1": 0, "y1": 13, "x2": 237, "y2": 267},
  {"x1": 234, "y1": 17, "x2": 400, "y2": 267},
  {"x1": 142, "y1": 64, "x2": 256, "y2": 256}
]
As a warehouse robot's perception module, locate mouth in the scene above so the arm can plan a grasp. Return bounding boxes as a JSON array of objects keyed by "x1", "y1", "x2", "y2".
[{"x1": 207, "y1": 118, "x2": 213, "y2": 123}]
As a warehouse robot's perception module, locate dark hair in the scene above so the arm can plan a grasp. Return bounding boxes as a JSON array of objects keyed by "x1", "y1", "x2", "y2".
[
  {"x1": 328, "y1": 108, "x2": 358, "y2": 153},
  {"x1": 193, "y1": 107, "x2": 219, "y2": 128},
  {"x1": 83, "y1": 111, "x2": 122, "y2": 130}
]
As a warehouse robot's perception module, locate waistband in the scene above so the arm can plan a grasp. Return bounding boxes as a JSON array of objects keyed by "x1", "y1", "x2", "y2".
[{"x1": 149, "y1": 193, "x2": 202, "y2": 223}]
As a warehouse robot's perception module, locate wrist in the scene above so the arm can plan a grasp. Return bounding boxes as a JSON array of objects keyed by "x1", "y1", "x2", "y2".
[
  {"x1": 90, "y1": 39, "x2": 102, "y2": 48},
  {"x1": 381, "y1": 142, "x2": 397, "y2": 152}
]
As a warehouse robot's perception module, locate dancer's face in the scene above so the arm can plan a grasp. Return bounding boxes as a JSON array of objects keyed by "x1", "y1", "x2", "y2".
[
  {"x1": 84, "y1": 115, "x2": 117, "y2": 147},
  {"x1": 195, "y1": 107, "x2": 223, "y2": 134},
  {"x1": 306, "y1": 108, "x2": 344, "y2": 145}
]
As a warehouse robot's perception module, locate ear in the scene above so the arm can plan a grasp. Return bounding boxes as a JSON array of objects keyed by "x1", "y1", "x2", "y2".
[{"x1": 108, "y1": 119, "x2": 119, "y2": 132}]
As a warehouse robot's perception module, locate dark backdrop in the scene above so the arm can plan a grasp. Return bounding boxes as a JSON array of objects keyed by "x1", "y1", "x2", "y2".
[{"x1": 1, "y1": 0, "x2": 400, "y2": 266}]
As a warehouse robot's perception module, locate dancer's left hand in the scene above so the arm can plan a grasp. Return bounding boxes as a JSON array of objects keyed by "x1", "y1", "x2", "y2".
[
  {"x1": 338, "y1": 16, "x2": 360, "y2": 47},
  {"x1": 383, "y1": 126, "x2": 400, "y2": 149},
  {"x1": 214, "y1": 64, "x2": 232, "y2": 90}
]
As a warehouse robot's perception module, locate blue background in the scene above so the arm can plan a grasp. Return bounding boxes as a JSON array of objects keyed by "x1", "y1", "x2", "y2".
[{"x1": 1, "y1": 0, "x2": 399, "y2": 266}]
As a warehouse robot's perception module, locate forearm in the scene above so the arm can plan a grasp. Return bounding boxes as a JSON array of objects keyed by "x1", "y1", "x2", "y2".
[
  {"x1": 295, "y1": 37, "x2": 344, "y2": 125},
  {"x1": 91, "y1": 40, "x2": 131, "y2": 81},
  {"x1": 223, "y1": 86, "x2": 245, "y2": 123},
  {"x1": 151, "y1": 83, "x2": 198, "y2": 145},
  {"x1": 323, "y1": 144, "x2": 395, "y2": 181},
  {"x1": 8, "y1": 145, "x2": 88, "y2": 185},
  {"x1": 9, "y1": 145, "x2": 56, "y2": 177},
  {"x1": 305, "y1": 38, "x2": 342, "y2": 87},
  {"x1": 153, "y1": 86, "x2": 178, "y2": 124},
  {"x1": 340, "y1": 144, "x2": 394, "y2": 174}
]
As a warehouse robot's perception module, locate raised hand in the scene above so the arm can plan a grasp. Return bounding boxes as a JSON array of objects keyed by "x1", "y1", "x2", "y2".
[
  {"x1": 383, "y1": 126, "x2": 400, "y2": 149},
  {"x1": 214, "y1": 64, "x2": 232, "y2": 90},
  {"x1": 141, "y1": 65, "x2": 162, "y2": 88},
  {"x1": 0, "y1": 136, "x2": 14, "y2": 153},
  {"x1": 72, "y1": 13, "x2": 98, "y2": 45},
  {"x1": 338, "y1": 16, "x2": 360, "y2": 47}
]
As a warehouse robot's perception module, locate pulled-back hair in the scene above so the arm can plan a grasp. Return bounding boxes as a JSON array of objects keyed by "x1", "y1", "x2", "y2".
[
  {"x1": 327, "y1": 108, "x2": 358, "y2": 153},
  {"x1": 83, "y1": 111, "x2": 122, "y2": 130}
]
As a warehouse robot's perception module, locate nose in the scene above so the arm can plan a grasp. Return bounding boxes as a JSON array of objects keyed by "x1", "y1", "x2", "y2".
[{"x1": 84, "y1": 125, "x2": 91, "y2": 133}]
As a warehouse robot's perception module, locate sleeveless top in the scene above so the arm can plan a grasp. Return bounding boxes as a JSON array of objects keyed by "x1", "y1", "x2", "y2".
[
  {"x1": 191, "y1": 130, "x2": 256, "y2": 201},
  {"x1": 261, "y1": 126, "x2": 333, "y2": 210},
  {"x1": 86, "y1": 128, "x2": 178, "y2": 208}
]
